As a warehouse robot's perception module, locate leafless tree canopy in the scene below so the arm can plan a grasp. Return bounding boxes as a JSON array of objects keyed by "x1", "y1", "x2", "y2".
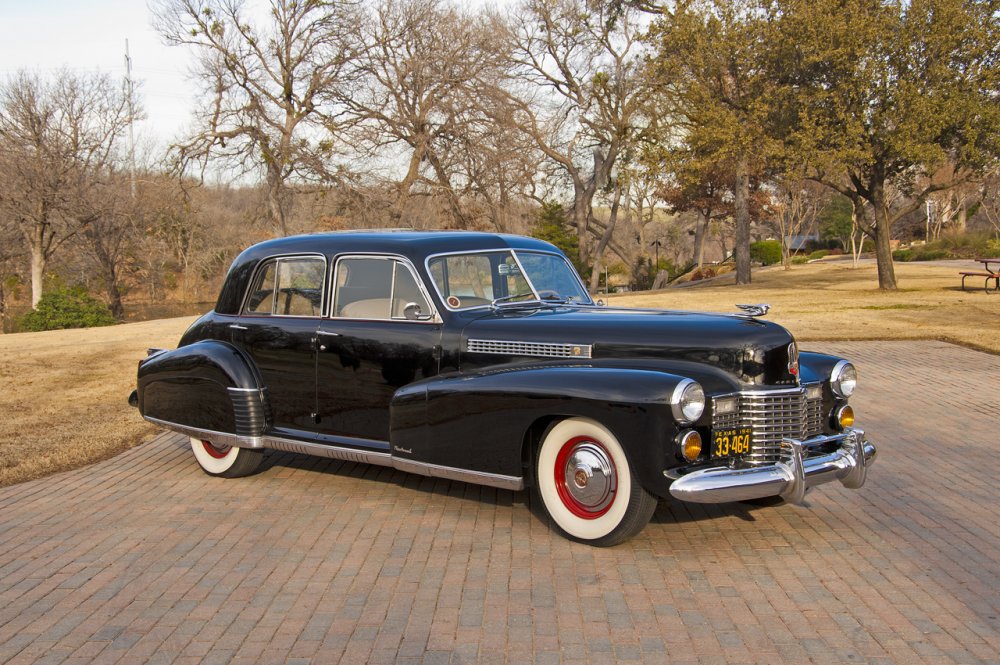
[{"x1": 0, "y1": 0, "x2": 997, "y2": 326}]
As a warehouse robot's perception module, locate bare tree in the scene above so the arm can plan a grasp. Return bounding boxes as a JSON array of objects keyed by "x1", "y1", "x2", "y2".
[
  {"x1": 767, "y1": 179, "x2": 828, "y2": 269},
  {"x1": 507, "y1": 0, "x2": 654, "y2": 283},
  {"x1": 342, "y1": 0, "x2": 512, "y2": 228},
  {"x1": 153, "y1": 0, "x2": 359, "y2": 236},
  {"x1": 0, "y1": 71, "x2": 131, "y2": 309}
]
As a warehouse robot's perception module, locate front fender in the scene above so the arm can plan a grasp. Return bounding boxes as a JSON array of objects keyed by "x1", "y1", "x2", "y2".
[
  {"x1": 137, "y1": 340, "x2": 269, "y2": 438},
  {"x1": 390, "y1": 364, "x2": 695, "y2": 498}
]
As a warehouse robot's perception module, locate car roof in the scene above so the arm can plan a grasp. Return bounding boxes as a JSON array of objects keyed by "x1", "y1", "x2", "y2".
[
  {"x1": 214, "y1": 230, "x2": 563, "y2": 315},
  {"x1": 240, "y1": 230, "x2": 558, "y2": 259}
]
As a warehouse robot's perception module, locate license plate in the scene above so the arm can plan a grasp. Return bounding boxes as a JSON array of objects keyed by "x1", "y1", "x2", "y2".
[{"x1": 712, "y1": 427, "x2": 752, "y2": 458}]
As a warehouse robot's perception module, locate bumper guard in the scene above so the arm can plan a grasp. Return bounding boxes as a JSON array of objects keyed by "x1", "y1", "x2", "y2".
[{"x1": 668, "y1": 428, "x2": 877, "y2": 505}]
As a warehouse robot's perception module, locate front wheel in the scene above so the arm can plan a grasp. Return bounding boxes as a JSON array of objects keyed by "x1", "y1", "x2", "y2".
[
  {"x1": 534, "y1": 418, "x2": 657, "y2": 546},
  {"x1": 189, "y1": 437, "x2": 264, "y2": 478}
]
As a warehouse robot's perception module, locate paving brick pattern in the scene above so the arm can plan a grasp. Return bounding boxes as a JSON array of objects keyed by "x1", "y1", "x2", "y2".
[{"x1": 1, "y1": 341, "x2": 998, "y2": 664}]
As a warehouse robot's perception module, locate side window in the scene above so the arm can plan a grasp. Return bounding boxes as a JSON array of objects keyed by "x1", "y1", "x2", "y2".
[
  {"x1": 334, "y1": 257, "x2": 432, "y2": 320},
  {"x1": 275, "y1": 259, "x2": 325, "y2": 316},
  {"x1": 390, "y1": 262, "x2": 431, "y2": 319},
  {"x1": 244, "y1": 257, "x2": 325, "y2": 316},
  {"x1": 428, "y1": 255, "x2": 494, "y2": 308},
  {"x1": 245, "y1": 261, "x2": 277, "y2": 314}
]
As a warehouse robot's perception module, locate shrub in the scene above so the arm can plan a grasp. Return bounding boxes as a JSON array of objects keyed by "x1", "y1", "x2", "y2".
[
  {"x1": 750, "y1": 240, "x2": 782, "y2": 266},
  {"x1": 19, "y1": 287, "x2": 117, "y2": 332},
  {"x1": 791, "y1": 255, "x2": 809, "y2": 265},
  {"x1": 807, "y1": 249, "x2": 830, "y2": 260},
  {"x1": 894, "y1": 247, "x2": 952, "y2": 262},
  {"x1": 689, "y1": 266, "x2": 717, "y2": 282}
]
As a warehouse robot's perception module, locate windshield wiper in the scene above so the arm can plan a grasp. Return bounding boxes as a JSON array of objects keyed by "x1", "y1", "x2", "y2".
[
  {"x1": 491, "y1": 292, "x2": 538, "y2": 308},
  {"x1": 491, "y1": 291, "x2": 573, "y2": 310}
]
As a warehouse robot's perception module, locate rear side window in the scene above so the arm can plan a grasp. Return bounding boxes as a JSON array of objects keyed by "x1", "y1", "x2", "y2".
[
  {"x1": 333, "y1": 256, "x2": 432, "y2": 320},
  {"x1": 244, "y1": 257, "x2": 326, "y2": 316}
]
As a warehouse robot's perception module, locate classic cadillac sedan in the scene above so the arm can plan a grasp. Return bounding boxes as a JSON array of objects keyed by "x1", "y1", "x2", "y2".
[{"x1": 131, "y1": 231, "x2": 876, "y2": 546}]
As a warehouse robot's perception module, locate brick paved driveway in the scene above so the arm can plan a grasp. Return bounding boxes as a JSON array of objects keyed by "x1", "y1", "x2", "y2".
[{"x1": 1, "y1": 341, "x2": 998, "y2": 665}]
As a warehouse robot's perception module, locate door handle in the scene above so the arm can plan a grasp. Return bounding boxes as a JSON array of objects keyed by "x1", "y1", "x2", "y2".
[
  {"x1": 229, "y1": 324, "x2": 248, "y2": 330},
  {"x1": 317, "y1": 330, "x2": 340, "y2": 337}
]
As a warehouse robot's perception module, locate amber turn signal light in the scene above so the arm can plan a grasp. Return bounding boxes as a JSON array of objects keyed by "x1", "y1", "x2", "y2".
[
  {"x1": 677, "y1": 429, "x2": 702, "y2": 462},
  {"x1": 833, "y1": 405, "x2": 855, "y2": 430}
]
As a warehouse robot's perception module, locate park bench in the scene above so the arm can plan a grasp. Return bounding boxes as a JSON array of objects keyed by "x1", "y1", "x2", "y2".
[{"x1": 959, "y1": 270, "x2": 999, "y2": 292}]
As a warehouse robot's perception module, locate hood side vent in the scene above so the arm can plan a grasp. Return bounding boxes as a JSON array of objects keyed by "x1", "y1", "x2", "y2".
[{"x1": 467, "y1": 338, "x2": 592, "y2": 359}]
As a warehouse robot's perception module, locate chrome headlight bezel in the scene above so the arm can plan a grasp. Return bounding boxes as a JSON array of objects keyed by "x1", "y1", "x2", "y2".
[
  {"x1": 671, "y1": 379, "x2": 706, "y2": 425},
  {"x1": 831, "y1": 360, "x2": 857, "y2": 398}
]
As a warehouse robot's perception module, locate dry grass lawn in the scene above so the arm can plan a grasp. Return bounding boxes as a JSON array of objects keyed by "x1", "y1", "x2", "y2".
[
  {"x1": 0, "y1": 316, "x2": 196, "y2": 487},
  {"x1": 0, "y1": 259, "x2": 996, "y2": 488},
  {"x1": 608, "y1": 260, "x2": 1000, "y2": 353}
]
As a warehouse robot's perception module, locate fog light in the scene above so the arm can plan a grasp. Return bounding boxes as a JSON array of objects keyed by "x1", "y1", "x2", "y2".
[
  {"x1": 677, "y1": 429, "x2": 702, "y2": 462},
  {"x1": 833, "y1": 405, "x2": 855, "y2": 430}
]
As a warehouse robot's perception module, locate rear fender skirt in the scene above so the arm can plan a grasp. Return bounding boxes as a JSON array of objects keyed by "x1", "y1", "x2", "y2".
[{"x1": 137, "y1": 340, "x2": 269, "y2": 437}]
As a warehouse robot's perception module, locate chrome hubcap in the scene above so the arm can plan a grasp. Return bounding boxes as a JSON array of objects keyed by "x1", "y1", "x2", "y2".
[{"x1": 562, "y1": 442, "x2": 616, "y2": 513}]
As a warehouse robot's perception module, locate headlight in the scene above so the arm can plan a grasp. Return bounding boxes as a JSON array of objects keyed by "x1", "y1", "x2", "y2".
[
  {"x1": 671, "y1": 379, "x2": 705, "y2": 424},
  {"x1": 831, "y1": 361, "x2": 857, "y2": 398}
]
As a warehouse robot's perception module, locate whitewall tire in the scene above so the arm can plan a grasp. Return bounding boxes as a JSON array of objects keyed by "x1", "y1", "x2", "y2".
[
  {"x1": 190, "y1": 437, "x2": 264, "y2": 478},
  {"x1": 535, "y1": 418, "x2": 657, "y2": 546}
]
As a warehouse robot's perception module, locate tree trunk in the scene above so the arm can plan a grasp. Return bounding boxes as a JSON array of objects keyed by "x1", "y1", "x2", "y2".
[
  {"x1": 266, "y1": 167, "x2": 289, "y2": 237},
  {"x1": 733, "y1": 157, "x2": 751, "y2": 285},
  {"x1": 693, "y1": 212, "x2": 710, "y2": 267},
  {"x1": 588, "y1": 184, "x2": 621, "y2": 293},
  {"x1": 572, "y1": 184, "x2": 593, "y2": 267},
  {"x1": 871, "y1": 184, "x2": 898, "y2": 290},
  {"x1": 30, "y1": 238, "x2": 45, "y2": 310},
  {"x1": 0, "y1": 282, "x2": 6, "y2": 333}
]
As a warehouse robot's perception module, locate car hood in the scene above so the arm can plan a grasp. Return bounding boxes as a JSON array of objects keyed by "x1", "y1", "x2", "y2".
[{"x1": 460, "y1": 305, "x2": 798, "y2": 387}]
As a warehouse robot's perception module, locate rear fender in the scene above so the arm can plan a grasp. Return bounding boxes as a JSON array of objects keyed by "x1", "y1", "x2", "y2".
[{"x1": 137, "y1": 340, "x2": 269, "y2": 438}]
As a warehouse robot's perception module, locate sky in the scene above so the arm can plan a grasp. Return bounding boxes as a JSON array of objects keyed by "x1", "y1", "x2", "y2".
[{"x1": 0, "y1": 0, "x2": 195, "y2": 151}]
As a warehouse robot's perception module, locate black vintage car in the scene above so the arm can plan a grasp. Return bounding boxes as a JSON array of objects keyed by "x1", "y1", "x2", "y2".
[{"x1": 131, "y1": 231, "x2": 876, "y2": 546}]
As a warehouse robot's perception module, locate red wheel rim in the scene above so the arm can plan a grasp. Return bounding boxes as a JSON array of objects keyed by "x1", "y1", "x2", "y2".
[
  {"x1": 553, "y1": 436, "x2": 617, "y2": 519},
  {"x1": 201, "y1": 440, "x2": 231, "y2": 459}
]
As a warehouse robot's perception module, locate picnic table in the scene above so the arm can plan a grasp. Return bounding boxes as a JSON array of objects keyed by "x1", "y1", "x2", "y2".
[{"x1": 959, "y1": 258, "x2": 1000, "y2": 292}]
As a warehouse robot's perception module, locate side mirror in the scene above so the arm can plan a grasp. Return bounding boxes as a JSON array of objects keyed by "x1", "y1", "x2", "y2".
[{"x1": 403, "y1": 302, "x2": 432, "y2": 321}]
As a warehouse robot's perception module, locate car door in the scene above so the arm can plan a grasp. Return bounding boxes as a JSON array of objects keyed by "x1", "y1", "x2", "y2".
[
  {"x1": 314, "y1": 255, "x2": 442, "y2": 443},
  {"x1": 231, "y1": 254, "x2": 326, "y2": 434}
]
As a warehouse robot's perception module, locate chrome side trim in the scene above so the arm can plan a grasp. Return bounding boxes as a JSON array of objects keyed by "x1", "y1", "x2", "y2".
[
  {"x1": 265, "y1": 435, "x2": 392, "y2": 467},
  {"x1": 392, "y1": 458, "x2": 525, "y2": 491},
  {"x1": 467, "y1": 338, "x2": 593, "y2": 359},
  {"x1": 146, "y1": 418, "x2": 524, "y2": 491},
  {"x1": 143, "y1": 417, "x2": 263, "y2": 449}
]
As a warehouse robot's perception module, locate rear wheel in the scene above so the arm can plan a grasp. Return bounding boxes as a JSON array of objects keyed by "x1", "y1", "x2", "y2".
[
  {"x1": 190, "y1": 437, "x2": 264, "y2": 478},
  {"x1": 534, "y1": 418, "x2": 657, "y2": 546}
]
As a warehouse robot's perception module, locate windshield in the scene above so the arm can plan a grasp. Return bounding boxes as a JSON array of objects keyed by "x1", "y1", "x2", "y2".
[{"x1": 427, "y1": 250, "x2": 592, "y2": 310}]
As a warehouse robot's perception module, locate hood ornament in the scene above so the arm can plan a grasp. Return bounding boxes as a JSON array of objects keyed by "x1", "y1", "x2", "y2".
[{"x1": 735, "y1": 303, "x2": 770, "y2": 318}]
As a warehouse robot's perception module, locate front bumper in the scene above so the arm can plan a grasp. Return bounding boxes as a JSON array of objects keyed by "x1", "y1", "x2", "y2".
[{"x1": 668, "y1": 428, "x2": 877, "y2": 505}]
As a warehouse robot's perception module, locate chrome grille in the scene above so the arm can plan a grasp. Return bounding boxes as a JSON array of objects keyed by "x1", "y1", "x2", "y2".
[
  {"x1": 712, "y1": 385, "x2": 824, "y2": 465},
  {"x1": 466, "y1": 338, "x2": 592, "y2": 359}
]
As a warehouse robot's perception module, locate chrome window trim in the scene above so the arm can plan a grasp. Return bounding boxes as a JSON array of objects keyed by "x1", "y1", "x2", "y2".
[
  {"x1": 239, "y1": 253, "x2": 328, "y2": 318},
  {"x1": 328, "y1": 252, "x2": 441, "y2": 324},
  {"x1": 424, "y1": 249, "x2": 593, "y2": 312}
]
